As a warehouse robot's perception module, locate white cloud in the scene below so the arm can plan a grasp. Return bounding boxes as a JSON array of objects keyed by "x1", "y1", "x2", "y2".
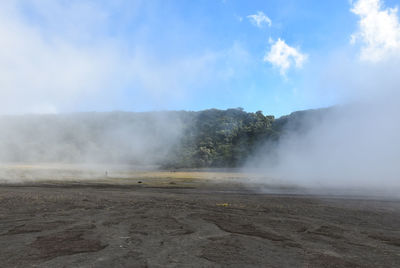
[
  {"x1": 264, "y1": 38, "x2": 307, "y2": 76},
  {"x1": 351, "y1": 0, "x2": 400, "y2": 62},
  {"x1": 247, "y1": 11, "x2": 272, "y2": 28}
]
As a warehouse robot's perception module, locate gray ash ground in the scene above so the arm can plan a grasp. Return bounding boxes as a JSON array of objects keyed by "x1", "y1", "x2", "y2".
[{"x1": 0, "y1": 183, "x2": 399, "y2": 267}]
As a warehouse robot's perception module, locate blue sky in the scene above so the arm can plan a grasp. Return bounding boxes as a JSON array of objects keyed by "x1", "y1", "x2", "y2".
[{"x1": 1, "y1": 0, "x2": 399, "y2": 116}]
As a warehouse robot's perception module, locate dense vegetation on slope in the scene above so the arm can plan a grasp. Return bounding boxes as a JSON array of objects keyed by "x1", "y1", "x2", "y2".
[
  {"x1": 0, "y1": 108, "x2": 326, "y2": 167},
  {"x1": 166, "y1": 108, "x2": 278, "y2": 168}
]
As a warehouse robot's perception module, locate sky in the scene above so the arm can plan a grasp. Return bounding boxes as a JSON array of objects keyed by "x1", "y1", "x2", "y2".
[{"x1": 0, "y1": 0, "x2": 399, "y2": 116}]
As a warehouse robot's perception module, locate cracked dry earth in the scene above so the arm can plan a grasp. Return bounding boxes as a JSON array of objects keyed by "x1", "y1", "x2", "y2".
[{"x1": 0, "y1": 184, "x2": 399, "y2": 267}]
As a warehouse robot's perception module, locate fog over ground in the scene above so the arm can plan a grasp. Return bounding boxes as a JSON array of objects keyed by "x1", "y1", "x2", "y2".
[
  {"x1": 245, "y1": 0, "x2": 400, "y2": 193},
  {"x1": 0, "y1": 112, "x2": 184, "y2": 165},
  {"x1": 0, "y1": 111, "x2": 187, "y2": 183}
]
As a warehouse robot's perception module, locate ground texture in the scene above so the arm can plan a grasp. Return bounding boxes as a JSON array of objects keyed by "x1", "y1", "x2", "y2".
[{"x1": 0, "y1": 181, "x2": 399, "y2": 267}]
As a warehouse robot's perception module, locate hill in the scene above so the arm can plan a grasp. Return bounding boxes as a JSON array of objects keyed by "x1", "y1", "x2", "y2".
[{"x1": 0, "y1": 108, "x2": 327, "y2": 168}]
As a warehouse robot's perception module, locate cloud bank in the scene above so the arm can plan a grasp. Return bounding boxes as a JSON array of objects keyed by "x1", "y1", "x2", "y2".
[
  {"x1": 0, "y1": 1, "x2": 249, "y2": 115},
  {"x1": 0, "y1": 1, "x2": 121, "y2": 114}
]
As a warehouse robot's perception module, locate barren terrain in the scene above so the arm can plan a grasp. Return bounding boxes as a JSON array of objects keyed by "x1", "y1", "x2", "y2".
[{"x1": 0, "y1": 166, "x2": 399, "y2": 267}]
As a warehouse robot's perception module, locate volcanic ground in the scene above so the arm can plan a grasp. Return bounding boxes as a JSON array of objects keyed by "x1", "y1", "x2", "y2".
[{"x1": 0, "y1": 166, "x2": 399, "y2": 267}]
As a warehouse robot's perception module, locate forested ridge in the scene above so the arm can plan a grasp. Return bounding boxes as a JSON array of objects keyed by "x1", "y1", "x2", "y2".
[
  {"x1": 166, "y1": 108, "x2": 277, "y2": 167},
  {"x1": 0, "y1": 108, "x2": 328, "y2": 167},
  {"x1": 166, "y1": 107, "x2": 331, "y2": 168}
]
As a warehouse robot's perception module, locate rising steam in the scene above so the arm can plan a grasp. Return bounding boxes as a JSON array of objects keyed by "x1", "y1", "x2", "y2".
[{"x1": 245, "y1": 0, "x2": 400, "y2": 194}]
